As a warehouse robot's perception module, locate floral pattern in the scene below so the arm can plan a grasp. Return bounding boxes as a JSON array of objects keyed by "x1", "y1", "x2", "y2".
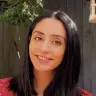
[{"x1": 0, "y1": 77, "x2": 16, "y2": 96}]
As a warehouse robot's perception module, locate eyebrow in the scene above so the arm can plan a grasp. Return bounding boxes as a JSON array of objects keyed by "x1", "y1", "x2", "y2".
[
  {"x1": 33, "y1": 31, "x2": 44, "y2": 35},
  {"x1": 33, "y1": 31, "x2": 66, "y2": 40}
]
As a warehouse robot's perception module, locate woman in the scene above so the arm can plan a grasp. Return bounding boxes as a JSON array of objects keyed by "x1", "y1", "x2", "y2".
[{"x1": 0, "y1": 11, "x2": 92, "y2": 96}]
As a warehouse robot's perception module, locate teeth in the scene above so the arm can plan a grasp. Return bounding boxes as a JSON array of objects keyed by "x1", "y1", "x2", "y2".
[{"x1": 38, "y1": 56, "x2": 50, "y2": 60}]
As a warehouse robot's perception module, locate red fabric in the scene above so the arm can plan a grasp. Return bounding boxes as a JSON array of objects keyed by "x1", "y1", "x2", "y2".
[
  {"x1": 0, "y1": 77, "x2": 93, "y2": 96},
  {"x1": 80, "y1": 88, "x2": 93, "y2": 96},
  {"x1": 0, "y1": 77, "x2": 17, "y2": 96}
]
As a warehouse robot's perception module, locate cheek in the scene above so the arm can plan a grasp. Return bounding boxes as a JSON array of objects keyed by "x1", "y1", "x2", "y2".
[
  {"x1": 29, "y1": 39, "x2": 39, "y2": 53},
  {"x1": 53, "y1": 46, "x2": 65, "y2": 64},
  {"x1": 29, "y1": 42, "x2": 34, "y2": 54},
  {"x1": 29, "y1": 41, "x2": 37, "y2": 58}
]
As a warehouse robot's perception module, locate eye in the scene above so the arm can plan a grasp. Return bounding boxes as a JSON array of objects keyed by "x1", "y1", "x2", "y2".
[
  {"x1": 52, "y1": 40, "x2": 61, "y2": 45},
  {"x1": 34, "y1": 37, "x2": 43, "y2": 41}
]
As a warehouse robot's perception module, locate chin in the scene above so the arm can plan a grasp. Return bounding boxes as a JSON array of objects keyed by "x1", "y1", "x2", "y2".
[{"x1": 34, "y1": 66, "x2": 53, "y2": 72}]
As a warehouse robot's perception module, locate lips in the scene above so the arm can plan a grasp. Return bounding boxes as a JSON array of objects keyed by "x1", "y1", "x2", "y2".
[{"x1": 36, "y1": 55, "x2": 53, "y2": 62}]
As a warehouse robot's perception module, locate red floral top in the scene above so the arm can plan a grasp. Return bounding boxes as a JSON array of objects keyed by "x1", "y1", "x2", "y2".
[
  {"x1": 0, "y1": 77, "x2": 93, "y2": 96},
  {"x1": 0, "y1": 77, "x2": 17, "y2": 96}
]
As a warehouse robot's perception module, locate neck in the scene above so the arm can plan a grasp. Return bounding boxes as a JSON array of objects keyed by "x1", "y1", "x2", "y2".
[{"x1": 33, "y1": 69, "x2": 54, "y2": 93}]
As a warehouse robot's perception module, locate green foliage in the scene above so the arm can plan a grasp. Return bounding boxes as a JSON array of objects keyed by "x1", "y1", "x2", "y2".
[{"x1": 0, "y1": 0, "x2": 44, "y2": 25}]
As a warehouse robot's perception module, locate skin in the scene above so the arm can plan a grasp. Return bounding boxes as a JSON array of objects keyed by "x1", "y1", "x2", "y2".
[{"x1": 29, "y1": 18, "x2": 67, "y2": 95}]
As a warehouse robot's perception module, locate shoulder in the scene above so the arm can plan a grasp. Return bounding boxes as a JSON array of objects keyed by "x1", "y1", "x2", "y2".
[
  {"x1": 0, "y1": 77, "x2": 12, "y2": 83},
  {"x1": 0, "y1": 77, "x2": 15, "y2": 96},
  {"x1": 79, "y1": 88, "x2": 93, "y2": 96}
]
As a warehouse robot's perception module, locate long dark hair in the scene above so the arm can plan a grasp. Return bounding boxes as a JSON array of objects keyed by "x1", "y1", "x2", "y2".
[{"x1": 9, "y1": 10, "x2": 81, "y2": 96}]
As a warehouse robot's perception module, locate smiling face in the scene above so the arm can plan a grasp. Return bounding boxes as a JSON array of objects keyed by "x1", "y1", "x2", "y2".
[{"x1": 29, "y1": 18, "x2": 67, "y2": 72}]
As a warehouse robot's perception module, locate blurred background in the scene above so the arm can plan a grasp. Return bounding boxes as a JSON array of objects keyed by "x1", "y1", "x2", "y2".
[{"x1": 0, "y1": 0, "x2": 95, "y2": 95}]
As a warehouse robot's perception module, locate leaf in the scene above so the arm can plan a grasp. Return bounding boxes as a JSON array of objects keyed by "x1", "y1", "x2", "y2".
[{"x1": 0, "y1": 0, "x2": 44, "y2": 25}]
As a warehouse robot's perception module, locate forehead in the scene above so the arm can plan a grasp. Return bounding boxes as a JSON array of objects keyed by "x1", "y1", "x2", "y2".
[{"x1": 32, "y1": 18, "x2": 66, "y2": 37}]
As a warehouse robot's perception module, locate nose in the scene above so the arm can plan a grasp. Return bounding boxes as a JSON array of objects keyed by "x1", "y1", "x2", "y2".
[{"x1": 40, "y1": 41, "x2": 50, "y2": 53}]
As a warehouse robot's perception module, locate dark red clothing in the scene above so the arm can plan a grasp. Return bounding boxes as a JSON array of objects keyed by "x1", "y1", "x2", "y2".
[{"x1": 0, "y1": 77, "x2": 93, "y2": 96}]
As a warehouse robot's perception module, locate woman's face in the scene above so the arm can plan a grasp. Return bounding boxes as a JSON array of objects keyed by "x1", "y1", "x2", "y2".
[{"x1": 29, "y1": 18, "x2": 67, "y2": 72}]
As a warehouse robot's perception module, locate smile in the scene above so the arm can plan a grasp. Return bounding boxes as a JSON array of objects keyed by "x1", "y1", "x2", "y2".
[{"x1": 36, "y1": 55, "x2": 53, "y2": 61}]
